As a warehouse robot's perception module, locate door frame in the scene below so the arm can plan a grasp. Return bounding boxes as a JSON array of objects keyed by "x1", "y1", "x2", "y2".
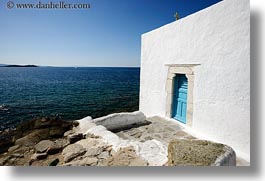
[{"x1": 165, "y1": 64, "x2": 198, "y2": 127}]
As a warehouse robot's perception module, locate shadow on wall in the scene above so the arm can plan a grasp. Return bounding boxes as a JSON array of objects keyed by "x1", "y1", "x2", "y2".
[{"x1": 8, "y1": 10, "x2": 261, "y2": 178}]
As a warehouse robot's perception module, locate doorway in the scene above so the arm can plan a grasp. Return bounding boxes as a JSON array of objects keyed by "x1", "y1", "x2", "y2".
[{"x1": 172, "y1": 74, "x2": 188, "y2": 124}]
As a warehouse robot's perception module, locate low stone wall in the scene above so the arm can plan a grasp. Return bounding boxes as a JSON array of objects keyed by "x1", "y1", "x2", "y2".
[
  {"x1": 168, "y1": 139, "x2": 236, "y2": 166},
  {"x1": 214, "y1": 146, "x2": 236, "y2": 166},
  {"x1": 91, "y1": 111, "x2": 147, "y2": 132}
]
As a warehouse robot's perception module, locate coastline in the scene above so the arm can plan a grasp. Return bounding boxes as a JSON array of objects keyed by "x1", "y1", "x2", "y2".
[
  {"x1": 0, "y1": 111, "x2": 240, "y2": 166},
  {"x1": 0, "y1": 65, "x2": 38, "y2": 67}
]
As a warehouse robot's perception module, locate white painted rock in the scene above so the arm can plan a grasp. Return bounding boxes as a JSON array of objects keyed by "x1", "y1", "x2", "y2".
[
  {"x1": 138, "y1": 139, "x2": 168, "y2": 166},
  {"x1": 73, "y1": 116, "x2": 95, "y2": 134},
  {"x1": 85, "y1": 123, "x2": 168, "y2": 166},
  {"x1": 91, "y1": 111, "x2": 147, "y2": 131},
  {"x1": 86, "y1": 125, "x2": 122, "y2": 151}
]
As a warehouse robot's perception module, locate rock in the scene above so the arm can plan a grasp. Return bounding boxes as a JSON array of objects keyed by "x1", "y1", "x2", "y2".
[
  {"x1": 73, "y1": 116, "x2": 94, "y2": 133},
  {"x1": 83, "y1": 157, "x2": 98, "y2": 166},
  {"x1": 34, "y1": 140, "x2": 54, "y2": 153},
  {"x1": 16, "y1": 120, "x2": 33, "y2": 132},
  {"x1": 71, "y1": 138, "x2": 108, "y2": 158},
  {"x1": 138, "y1": 140, "x2": 168, "y2": 166},
  {"x1": 97, "y1": 159, "x2": 109, "y2": 166},
  {"x1": 31, "y1": 153, "x2": 48, "y2": 160},
  {"x1": 34, "y1": 118, "x2": 73, "y2": 130},
  {"x1": 85, "y1": 146, "x2": 103, "y2": 157},
  {"x1": 14, "y1": 117, "x2": 73, "y2": 136},
  {"x1": 47, "y1": 145, "x2": 61, "y2": 155},
  {"x1": 168, "y1": 139, "x2": 236, "y2": 166},
  {"x1": 98, "y1": 151, "x2": 110, "y2": 160},
  {"x1": 49, "y1": 158, "x2": 60, "y2": 166},
  {"x1": 11, "y1": 153, "x2": 24, "y2": 158},
  {"x1": 104, "y1": 145, "x2": 113, "y2": 152},
  {"x1": 55, "y1": 138, "x2": 69, "y2": 147},
  {"x1": 15, "y1": 129, "x2": 50, "y2": 146},
  {"x1": 64, "y1": 157, "x2": 98, "y2": 166},
  {"x1": 64, "y1": 130, "x2": 74, "y2": 137},
  {"x1": 47, "y1": 139, "x2": 69, "y2": 155},
  {"x1": 72, "y1": 121, "x2": 79, "y2": 127},
  {"x1": 0, "y1": 130, "x2": 16, "y2": 154},
  {"x1": 91, "y1": 134, "x2": 101, "y2": 139},
  {"x1": 62, "y1": 144, "x2": 86, "y2": 163},
  {"x1": 61, "y1": 121, "x2": 74, "y2": 129},
  {"x1": 129, "y1": 157, "x2": 148, "y2": 166},
  {"x1": 8, "y1": 145, "x2": 20, "y2": 152},
  {"x1": 9, "y1": 157, "x2": 17, "y2": 164},
  {"x1": 107, "y1": 147, "x2": 148, "y2": 166},
  {"x1": 110, "y1": 149, "x2": 116, "y2": 156},
  {"x1": 0, "y1": 156, "x2": 11, "y2": 165},
  {"x1": 18, "y1": 118, "x2": 73, "y2": 138},
  {"x1": 85, "y1": 133, "x2": 101, "y2": 139},
  {"x1": 49, "y1": 128, "x2": 66, "y2": 138},
  {"x1": 67, "y1": 133, "x2": 84, "y2": 144},
  {"x1": 76, "y1": 137, "x2": 106, "y2": 148},
  {"x1": 23, "y1": 162, "x2": 30, "y2": 166},
  {"x1": 33, "y1": 117, "x2": 51, "y2": 129}
]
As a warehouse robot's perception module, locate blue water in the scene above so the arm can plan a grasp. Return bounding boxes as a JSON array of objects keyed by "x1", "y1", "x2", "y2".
[{"x1": 0, "y1": 67, "x2": 140, "y2": 130}]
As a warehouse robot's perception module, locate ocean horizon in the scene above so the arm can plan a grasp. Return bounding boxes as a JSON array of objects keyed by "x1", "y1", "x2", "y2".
[{"x1": 0, "y1": 67, "x2": 140, "y2": 131}]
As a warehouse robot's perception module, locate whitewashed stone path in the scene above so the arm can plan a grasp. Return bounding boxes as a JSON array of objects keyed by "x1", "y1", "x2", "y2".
[
  {"x1": 73, "y1": 112, "x2": 197, "y2": 166},
  {"x1": 74, "y1": 112, "x2": 248, "y2": 166},
  {"x1": 115, "y1": 116, "x2": 196, "y2": 145}
]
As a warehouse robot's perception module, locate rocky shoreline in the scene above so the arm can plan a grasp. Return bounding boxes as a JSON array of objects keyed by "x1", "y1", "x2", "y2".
[
  {"x1": 0, "y1": 112, "x2": 238, "y2": 166},
  {"x1": 0, "y1": 115, "x2": 149, "y2": 166},
  {"x1": 0, "y1": 117, "x2": 74, "y2": 166}
]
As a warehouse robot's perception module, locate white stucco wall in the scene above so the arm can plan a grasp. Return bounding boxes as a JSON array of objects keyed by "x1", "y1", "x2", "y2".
[{"x1": 140, "y1": 0, "x2": 250, "y2": 161}]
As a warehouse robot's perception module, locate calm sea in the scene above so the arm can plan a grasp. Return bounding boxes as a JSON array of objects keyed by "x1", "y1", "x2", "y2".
[{"x1": 0, "y1": 67, "x2": 140, "y2": 131}]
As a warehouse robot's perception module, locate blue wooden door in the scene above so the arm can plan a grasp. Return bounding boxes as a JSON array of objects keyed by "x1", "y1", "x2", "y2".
[{"x1": 172, "y1": 74, "x2": 188, "y2": 124}]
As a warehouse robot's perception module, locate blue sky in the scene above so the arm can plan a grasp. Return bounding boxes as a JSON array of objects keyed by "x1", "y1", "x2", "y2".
[{"x1": 0, "y1": 0, "x2": 222, "y2": 67}]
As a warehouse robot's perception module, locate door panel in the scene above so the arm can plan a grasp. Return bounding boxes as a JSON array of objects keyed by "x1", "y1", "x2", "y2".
[{"x1": 172, "y1": 74, "x2": 188, "y2": 124}]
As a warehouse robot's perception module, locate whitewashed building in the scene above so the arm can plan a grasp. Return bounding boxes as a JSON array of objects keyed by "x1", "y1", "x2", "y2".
[{"x1": 140, "y1": 0, "x2": 250, "y2": 161}]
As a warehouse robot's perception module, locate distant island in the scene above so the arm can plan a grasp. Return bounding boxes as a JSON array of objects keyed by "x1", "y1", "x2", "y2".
[{"x1": 0, "y1": 64, "x2": 38, "y2": 67}]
